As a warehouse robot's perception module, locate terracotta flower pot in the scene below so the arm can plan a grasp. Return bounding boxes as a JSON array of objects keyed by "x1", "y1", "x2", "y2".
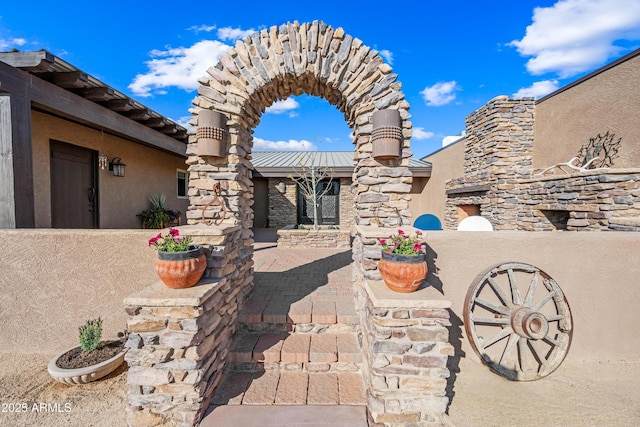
[
  {"x1": 156, "y1": 245, "x2": 207, "y2": 289},
  {"x1": 378, "y1": 251, "x2": 427, "y2": 293}
]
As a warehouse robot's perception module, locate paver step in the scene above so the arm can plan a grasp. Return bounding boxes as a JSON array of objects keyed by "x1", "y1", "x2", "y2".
[
  {"x1": 210, "y1": 369, "x2": 367, "y2": 406},
  {"x1": 228, "y1": 331, "x2": 362, "y2": 365},
  {"x1": 238, "y1": 298, "x2": 358, "y2": 325},
  {"x1": 202, "y1": 404, "x2": 368, "y2": 427}
]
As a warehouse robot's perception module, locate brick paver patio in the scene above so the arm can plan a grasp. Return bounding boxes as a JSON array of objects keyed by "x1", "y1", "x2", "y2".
[{"x1": 203, "y1": 230, "x2": 367, "y2": 426}]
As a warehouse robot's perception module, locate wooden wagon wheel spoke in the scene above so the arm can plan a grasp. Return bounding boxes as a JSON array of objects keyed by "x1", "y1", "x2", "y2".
[{"x1": 464, "y1": 262, "x2": 573, "y2": 381}]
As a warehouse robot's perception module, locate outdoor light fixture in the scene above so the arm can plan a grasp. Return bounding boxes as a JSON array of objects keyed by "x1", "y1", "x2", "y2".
[
  {"x1": 196, "y1": 110, "x2": 228, "y2": 158},
  {"x1": 371, "y1": 109, "x2": 402, "y2": 159},
  {"x1": 276, "y1": 181, "x2": 286, "y2": 193},
  {"x1": 109, "y1": 157, "x2": 126, "y2": 177}
]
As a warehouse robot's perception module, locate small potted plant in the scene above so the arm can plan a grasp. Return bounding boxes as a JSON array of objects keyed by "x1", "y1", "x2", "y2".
[
  {"x1": 377, "y1": 229, "x2": 427, "y2": 292},
  {"x1": 48, "y1": 318, "x2": 127, "y2": 385},
  {"x1": 138, "y1": 194, "x2": 181, "y2": 229},
  {"x1": 149, "y1": 228, "x2": 206, "y2": 289}
]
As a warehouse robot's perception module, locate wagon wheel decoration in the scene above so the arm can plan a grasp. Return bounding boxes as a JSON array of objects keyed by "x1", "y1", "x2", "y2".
[{"x1": 463, "y1": 262, "x2": 573, "y2": 381}]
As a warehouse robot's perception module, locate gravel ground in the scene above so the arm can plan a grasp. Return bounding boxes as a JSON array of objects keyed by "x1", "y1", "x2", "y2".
[{"x1": 1, "y1": 352, "x2": 638, "y2": 427}]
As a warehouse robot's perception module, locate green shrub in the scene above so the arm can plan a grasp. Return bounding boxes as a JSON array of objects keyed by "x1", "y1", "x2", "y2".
[{"x1": 78, "y1": 318, "x2": 103, "y2": 352}]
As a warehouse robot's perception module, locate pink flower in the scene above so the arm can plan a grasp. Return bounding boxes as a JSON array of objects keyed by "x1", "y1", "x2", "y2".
[
  {"x1": 148, "y1": 233, "x2": 162, "y2": 247},
  {"x1": 397, "y1": 229, "x2": 405, "y2": 235},
  {"x1": 415, "y1": 230, "x2": 422, "y2": 236},
  {"x1": 414, "y1": 244, "x2": 422, "y2": 252},
  {"x1": 378, "y1": 239, "x2": 386, "y2": 245},
  {"x1": 169, "y1": 228, "x2": 179, "y2": 237}
]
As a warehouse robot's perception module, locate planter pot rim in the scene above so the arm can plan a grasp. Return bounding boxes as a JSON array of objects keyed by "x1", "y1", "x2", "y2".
[
  {"x1": 157, "y1": 244, "x2": 203, "y2": 261},
  {"x1": 381, "y1": 250, "x2": 426, "y2": 263},
  {"x1": 48, "y1": 340, "x2": 127, "y2": 385}
]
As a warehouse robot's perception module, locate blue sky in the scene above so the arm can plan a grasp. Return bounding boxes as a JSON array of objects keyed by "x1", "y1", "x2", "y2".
[{"x1": 1, "y1": 1, "x2": 639, "y2": 158}]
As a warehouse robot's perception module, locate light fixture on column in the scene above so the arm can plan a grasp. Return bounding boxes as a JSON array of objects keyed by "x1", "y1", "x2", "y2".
[
  {"x1": 109, "y1": 157, "x2": 126, "y2": 177},
  {"x1": 371, "y1": 109, "x2": 402, "y2": 159},
  {"x1": 196, "y1": 110, "x2": 228, "y2": 158}
]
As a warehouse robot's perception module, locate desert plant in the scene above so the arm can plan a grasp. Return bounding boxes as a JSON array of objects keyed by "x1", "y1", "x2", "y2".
[
  {"x1": 138, "y1": 194, "x2": 181, "y2": 229},
  {"x1": 78, "y1": 318, "x2": 103, "y2": 353}
]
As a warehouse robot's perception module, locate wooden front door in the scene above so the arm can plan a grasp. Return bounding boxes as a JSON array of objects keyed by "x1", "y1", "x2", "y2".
[{"x1": 50, "y1": 141, "x2": 98, "y2": 228}]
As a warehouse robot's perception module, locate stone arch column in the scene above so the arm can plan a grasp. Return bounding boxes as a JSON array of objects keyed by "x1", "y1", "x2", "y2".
[{"x1": 186, "y1": 20, "x2": 414, "y2": 232}]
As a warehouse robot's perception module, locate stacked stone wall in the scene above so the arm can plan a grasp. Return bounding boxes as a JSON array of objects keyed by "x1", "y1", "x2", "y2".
[
  {"x1": 189, "y1": 21, "x2": 414, "y2": 231},
  {"x1": 277, "y1": 225, "x2": 351, "y2": 248},
  {"x1": 267, "y1": 178, "x2": 297, "y2": 228},
  {"x1": 339, "y1": 177, "x2": 355, "y2": 226},
  {"x1": 124, "y1": 226, "x2": 253, "y2": 426},
  {"x1": 445, "y1": 96, "x2": 535, "y2": 230},
  {"x1": 516, "y1": 169, "x2": 640, "y2": 231}
]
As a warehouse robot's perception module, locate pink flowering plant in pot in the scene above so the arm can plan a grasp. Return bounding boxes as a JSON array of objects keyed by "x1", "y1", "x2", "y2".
[
  {"x1": 378, "y1": 229, "x2": 426, "y2": 255},
  {"x1": 377, "y1": 229, "x2": 428, "y2": 293},
  {"x1": 148, "y1": 228, "x2": 206, "y2": 289},
  {"x1": 148, "y1": 227, "x2": 193, "y2": 252}
]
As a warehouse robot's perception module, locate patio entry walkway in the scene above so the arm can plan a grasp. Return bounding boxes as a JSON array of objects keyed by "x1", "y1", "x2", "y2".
[{"x1": 201, "y1": 229, "x2": 368, "y2": 426}]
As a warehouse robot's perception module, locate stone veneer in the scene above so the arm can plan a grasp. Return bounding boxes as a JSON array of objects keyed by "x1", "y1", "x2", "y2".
[
  {"x1": 353, "y1": 225, "x2": 452, "y2": 426},
  {"x1": 267, "y1": 178, "x2": 297, "y2": 229},
  {"x1": 188, "y1": 21, "x2": 415, "y2": 232},
  {"x1": 444, "y1": 95, "x2": 640, "y2": 232},
  {"x1": 124, "y1": 225, "x2": 253, "y2": 427},
  {"x1": 516, "y1": 169, "x2": 640, "y2": 231},
  {"x1": 445, "y1": 96, "x2": 535, "y2": 230},
  {"x1": 277, "y1": 225, "x2": 351, "y2": 248}
]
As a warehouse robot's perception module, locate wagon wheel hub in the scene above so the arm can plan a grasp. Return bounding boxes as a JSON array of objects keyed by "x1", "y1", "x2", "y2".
[{"x1": 511, "y1": 306, "x2": 549, "y2": 340}]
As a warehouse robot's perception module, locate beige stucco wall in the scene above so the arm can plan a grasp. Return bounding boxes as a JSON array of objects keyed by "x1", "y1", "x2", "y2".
[
  {"x1": 418, "y1": 138, "x2": 466, "y2": 222},
  {"x1": 421, "y1": 230, "x2": 640, "y2": 362},
  {"x1": 0, "y1": 229, "x2": 157, "y2": 354},
  {"x1": 31, "y1": 111, "x2": 189, "y2": 228},
  {"x1": 534, "y1": 52, "x2": 640, "y2": 169},
  {"x1": 3, "y1": 229, "x2": 638, "y2": 362}
]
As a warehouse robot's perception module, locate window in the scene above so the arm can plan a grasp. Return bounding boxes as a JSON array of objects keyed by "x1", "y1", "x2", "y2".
[{"x1": 177, "y1": 169, "x2": 188, "y2": 198}]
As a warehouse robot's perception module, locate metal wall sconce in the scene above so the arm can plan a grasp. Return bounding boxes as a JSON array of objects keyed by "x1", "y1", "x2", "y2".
[
  {"x1": 276, "y1": 181, "x2": 286, "y2": 193},
  {"x1": 196, "y1": 110, "x2": 228, "y2": 158},
  {"x1": 371, "y1": 109, "x2": 402, "y2": 159},
  {"x1": 109, "y1": 157, "x2": 126, "y2": 177}
]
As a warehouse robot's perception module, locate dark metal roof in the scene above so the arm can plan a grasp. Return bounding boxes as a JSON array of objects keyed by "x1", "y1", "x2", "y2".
[
  {"x1": 252, "y1": 151, "x2": 432, "y2": 177},
  {"x1": 0, "y1": 50, "x2": 187, "y2": 142}
]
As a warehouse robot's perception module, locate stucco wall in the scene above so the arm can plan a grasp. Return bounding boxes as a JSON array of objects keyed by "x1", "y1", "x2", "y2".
[
  {"x1": 31, "y1": 111, "x2": 189, "y2": 228},
  {"x1": 534, "y1": 52, "x2": 640, "y2": 169},
  {"x1": 419, "y1": 138, "x2": 466, "y2": 222},
  {"x1": 3, "y1": 229, "x2": 638, "y2": 362},
  {"x1": 422, "y1": 230, "x2": 640, "y2": 362},
  {"x1": 0, "y1": 230, "x2": 157, "y2": 354}
]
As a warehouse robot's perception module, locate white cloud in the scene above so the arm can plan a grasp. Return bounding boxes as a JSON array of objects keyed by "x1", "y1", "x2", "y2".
[
  {"x1": 266, "y1": 98, "x2": 300, "y2": 117},
  {"x1": 379, "y1": 49, "x2": 393, "y2": 65},
  {"x1": 442, "y1": 134, "x2": 465, "y2": 147},
  {"x1": 253, "y1": 137, "x2": 317, "y2": 151},
  {"x1": 509, "y1": 0, "x2": 640, "y2": 78},
  {"x1": 420, "y1": 81, "x2": 459, "y2": 106},
  {"x1": 189, "y1": 25, "x2": 216, "y2": 33},
  {"x1": 128, "y1": 39, "x2": 230, "y2": 97},
  {"x1": 513, "y1": 80, "x2": 560, "y2": 98},
  {"x1": 412, "y1": 127, "x2": 434, "y2": 140},
  {"x1": 217, "y1": 26, "x2": 256, "y2": 41},
  {"x1": 0, "y1": 36, "x2": 27, "y2": 50}
]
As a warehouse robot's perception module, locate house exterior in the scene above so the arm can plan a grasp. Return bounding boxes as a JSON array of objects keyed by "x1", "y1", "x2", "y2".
[
  {"x1": 0, "y1": 50, "x2": 189, "y2": 229},
  {"x1": 420, "y1": 48, "x2": 640, "y2": 231},
  {"x1": 251, "y1": 151, "x2": 431, "y2": 229}
]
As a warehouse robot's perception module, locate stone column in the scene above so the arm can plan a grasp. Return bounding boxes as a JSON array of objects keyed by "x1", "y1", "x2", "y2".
[{"x1": 124, "y1": 225, "x2": 253, "y2": 427}]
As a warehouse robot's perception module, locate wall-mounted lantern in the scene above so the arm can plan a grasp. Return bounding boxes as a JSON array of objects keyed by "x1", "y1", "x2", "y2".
[
  {"x1": 196, "y1": 110, "x2": 228, "y2": 158},
  {"x1": 276, "y1": 181, "x2": 286, "y2": 194},
  {"x1": 371, "y1": 109, "x2": 402, "y2": 159},
  {"x1": 109, "y1": 157, "x2": 126, "y2": 177}
]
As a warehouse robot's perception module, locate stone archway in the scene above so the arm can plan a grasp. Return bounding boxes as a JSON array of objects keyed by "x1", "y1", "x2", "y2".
[
  {"x1": 187, "y1": 20, "x2": 414, "y2": 232},
  {"x1": 124, "y1": 21, "x2": 452, "y2": 427}
]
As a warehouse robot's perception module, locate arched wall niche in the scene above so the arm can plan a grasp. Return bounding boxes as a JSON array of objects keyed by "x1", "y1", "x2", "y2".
[{"x1": 186, "y1": 20, "x2": 416, "y2": 232}]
